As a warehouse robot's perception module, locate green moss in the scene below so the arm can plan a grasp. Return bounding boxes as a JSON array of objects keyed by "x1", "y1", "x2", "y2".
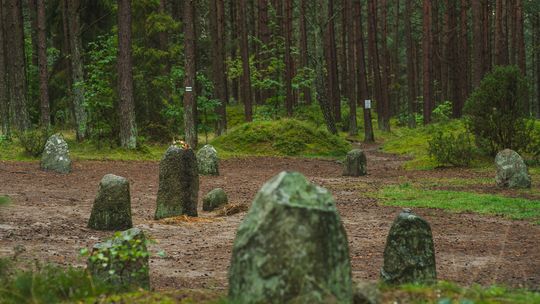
[
  {"x1": 0, "y1": 196, "x2": 9, "y2": 205},
  {"x1": 211, "y1": 119, "x2": 351, "y2": 158},
  {"x1": 378, "y1": 183, "x2": 540, "y2": 223}
]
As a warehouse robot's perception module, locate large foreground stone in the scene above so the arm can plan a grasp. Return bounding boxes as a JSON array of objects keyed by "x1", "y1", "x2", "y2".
[
  {"x1": 228, "y1": 171, "x2": 353, "y2": 303},
  {"x1": 88, "y1": 174, "x2": 133, "y2": 231},
  {"x1": 40, "y1": 134, "x2": 71, "y2": 173},
  {"x1": 203, "y1": 188, "x2": 228, "y2": 211},
  {"x1": 155, "y1": 146, "x2": 199, "y2": 219},
  {"x1": 87, "y1": 228, "x2": 150, "y2": 290},
  {"x1": 197, "y1": 144, "x2": 219, "y2": 175},
  {"x1": 343, "y1": 149, "x2": 367, "y2": 176},
  {"x1": 495, "y1": 149, "x2": 531, "y2": 188},
  {"x1": 380, "y1": 209, "x2": 437, "y2": 285}
]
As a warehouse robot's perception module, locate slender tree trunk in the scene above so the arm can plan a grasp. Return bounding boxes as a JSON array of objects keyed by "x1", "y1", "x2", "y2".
[
  {"x1": 238, "y1": 0, "x2": 253, "y2": 121},
  {"x1": 422, "y1": 0, "x2": 433, "y2": 124},
  {"x1": 345, "y1": 0, "x2": 357, "y2": 136},
  {"x1": 495, "y1": 0, "x2": 509, "y2": 66},
  {"x1": 515, "y1": 0, "x2": 525, "y2": 75},
  {"x1": 5, "y1": 0, "x2": 29, "y2": 131},
  {"x1": 0, "y1": 1, "x2": 10, "y2": 136},
  {"x1": 182, "y1": 0, "x2": 197, "y2": 147},
  {"x1": 66, "y1": 0, "x2": 87, "y2": 140},
  {"x1": 210, "y1": 0, "x2": 228, "y2": 135},
  {"x1": 431, "y1": 1, "x2": 441, "y2": 104},
  {"x1": 117, "y1": 0, "x2": 137, "y2": 149},
  {"x1": 472, "y1": 0, "x2": 485, "y2": 87},
  {"x1": 353, "y1": 0, "x2": 374, "y2": 141},
  {"x1": 483, "y1": 0, "x2": 491, "y2": 74},
  {"x1": 378, "y1": 0, "x2": 390, "y2": 131},
  {"x1": 283, "y1": 0, "x2": 293, "y2": 116},
  {"x1": 229, "y1": 0, "x2": 239, "y2": 103},
  {"x1": 299, "y1": 0, "x2": 312, "y2": 105},
  {"x1": 258, "y1": 0, "x2": 271, "y2": 103},
  {"x1": 367, "y1": 0, "x2": 387, "y2": 130},
  {"x1": 534, "y1": 11, "x2": 540, "y2": 118},
  {"x1": 36, "y1": 0, "x2": 49, "y2": 127},
  {"x1": 327, "y1": 0, "x2": 340, "y2": 122},
  {"x1": 458, "y1": 0, "x2": 469, "y2": 112},
  {"x1": 405, "y1": 0, "x2": 416, "y2": 128},
  {"x1": 446, "y1": 0, "x2": 460, "y2": 117},
  {"x1": 26, "y1": 0, "x2": 38, "y2": 66}
]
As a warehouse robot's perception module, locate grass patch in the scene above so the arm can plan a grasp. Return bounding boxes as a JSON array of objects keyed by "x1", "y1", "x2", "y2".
[
  {"x1": 382, "y1": 281, "x2": 540, "y2": 304},
  {"x1": 211, "y1": 119, "x2": 351, "y2": 158},
  {"x1": 378, "y1": 183, "x2": 540, "y2": 223},
  {"x1": 0, "y1": 196, "x2": 10, "y2": 205}
]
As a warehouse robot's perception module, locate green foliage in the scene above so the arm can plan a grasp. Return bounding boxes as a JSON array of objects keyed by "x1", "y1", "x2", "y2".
[
  {"x1": 211, "y1": 119, "x2": 351, "y2": 158},
  {"x1": 196, "y1": 74, "x2": 221, "y2": 144},
  {"x1": 379, "y1": 183, "x2": 540, "y2": 223},
  {"x1": 16, "y1": 127, "x2": 53, "y2": 157},
  {"x1": 464, "y1": 66, "x2": 532, "y2": 156},
  {"x1": 431, "y1": 101, "x2": 453, "y2": 122},
  {"x1": 0, "y1": 196, "x2": 9, "y2": 205},
  {"x1": 0, "y1": 259, "x2": 117, "y2": 304},
  {"x1": 428, "y1": 131, "x2": 475, "y2": 167}
]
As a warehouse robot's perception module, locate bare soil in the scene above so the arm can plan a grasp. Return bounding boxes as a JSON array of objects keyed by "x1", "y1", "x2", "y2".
[{"x1": 0, "y1": 146, "x2": 539, "y2": 292}]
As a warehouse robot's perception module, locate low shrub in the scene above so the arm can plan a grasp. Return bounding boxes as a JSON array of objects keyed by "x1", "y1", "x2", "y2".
[
  {"x1": 428, "y1": 131, "x2": 474, "y2": 167},
  {"x1": 16, "y1": 127, "x2": 53, "y2": 157},
  {"x1": 432, "y1": 101, "x2": 452, "y2": 122}
]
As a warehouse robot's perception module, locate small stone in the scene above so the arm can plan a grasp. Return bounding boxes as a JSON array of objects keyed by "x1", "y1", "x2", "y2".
[
  {"x1": 353, "y1": 281, "x2": 380, "y2": 304},
  {"x1": 495, "y1": 149, "x2": 531, "y2": 189},
  {"x1": 155, "y1": 146, "x2": 199, "y2": 219},
  {"x1": 380, "y1": 209, "x2": 437, "y2": 285},
  {"x1": 228, "y1": 171, "x2": 353, "y2": 303},
  {"x1": 88, "y1": 174, "x2": 133, "y2": 231},
  {"x1": 40, "y1": 134, "x2": 71, "y2": 173},
  {"x1": 197, "y1": 144, "x2": 219, "y2": 176},
  {"x1": 343, "y1": 149, "x2": 367, "y2": 177},
  {"x1": 203, "y1": 188, "x2": 228, "y2": 211},
  {"x1": 87, "y1": 228, "x2": 150, "y2": 290}
]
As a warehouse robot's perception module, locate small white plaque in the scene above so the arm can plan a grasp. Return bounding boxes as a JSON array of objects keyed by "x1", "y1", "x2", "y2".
[
  {"x1": 364, "y1": 99, "x2": 371, "y2": 109},
  {"x1": 185, "y1": 86, "x2": 193, "y2": 92}
]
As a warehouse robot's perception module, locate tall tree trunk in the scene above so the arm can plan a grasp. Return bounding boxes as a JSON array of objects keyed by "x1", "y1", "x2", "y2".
[
  {"x1": 495, "y1": 0, "x2": 509, "y2": 66},
  {"x1": 353, "y1": 0, "x2": 374, "y2": 141},
  {"x1": 345, "y1": 0, "x2": 357, "y2": 136},
  {"x1": 422, "y1": 0, "x2": 433, "y2": 124},
  {"x1": 327, "y1": 0, "x2": 340, "y2": 122},
  {"x1": 472, "y1": 0, "x2": 485, "y2": 87},
  {"x1": 405, "y1": 0, "x2": 416, "y2": 128},
  {"x1": 5, "y1": 0, "x2": 29, "y2": 131},
  {"x1": 367, "y1": 0, "x2": 387, "y2": 130},
  {"x1": 229, "y1": 0, "x2": 239, "y2": 103},
  {"x1": 299, "y1": 0, "x2": 312, "y2": 105},
  {"x1": 117, "y1": 0, "x2": 137, "y2": 149},
  {"x1": 258, "y1": 0, "x2": 271, "y2": 103},
  {"x1": 446, "y1": 0, "x2": 460, "y2": 117},
  {"x1": 66, "y1": 0, "x2": 87, "y2": 140},
  {"x1": 283, "y1": 0, "x2": 293, "y2": 116},
  {"x1": 182, "y1": 0, "x2": 197, "y2": 147},
  {"x1": 378, "y1": 0, "x2": 391, "y2": 131},
  {"x1": 458, "y1": 0, "x2": 469, "y2": 112},
  {"x1": 431, "y1": 1, "x2": 441, "y2": 103},
  {"x1": 514, "y1": 0, "x2": 525, "y2": 75},
  {"x1": 0, "y1": 1, "x2": 10, "y2": 136},
  {"x1": 534, "y1": 11, "x2": 540, "y2": 118},
  {"x1": 26, "y1": 0, "x2": 38, "y2": 66},
  {"x1": 36, "y1": 0, "x2": 49, "y2": 127},
  {"x1": 238, "y1": 0, "x2": 253, "y2": 121},
  {"x1": 210, "y1": 0, "x2": 228, "y2": 135}
]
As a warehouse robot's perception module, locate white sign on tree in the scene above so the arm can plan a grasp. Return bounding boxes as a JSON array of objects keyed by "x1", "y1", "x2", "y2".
[{"x1": 364, "y1": 99, "x2": 371, "y2": 109}]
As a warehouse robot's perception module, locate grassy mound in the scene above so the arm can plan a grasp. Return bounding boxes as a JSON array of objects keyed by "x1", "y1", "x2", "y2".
[{"x1": 211, "y1": 119, "x2": 351, "y2": 158}]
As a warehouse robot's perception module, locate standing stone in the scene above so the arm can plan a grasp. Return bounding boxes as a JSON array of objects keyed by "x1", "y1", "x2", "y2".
[
  {"x1": 495, "y1": 149, "x2": 531, "y2": 188},
  {"x1": 197, "y1": 144, "x2": 219, "y2": 175},
  {"x1": 87, "y1": 228, "x2": 150, "y2": 290},
  {"x1": 155, "y1": 145, "x2": 199, "y2": 219},
  {"x1": 343, "y1": 149, "x2": 367, "y2": 176},
  {"x1": 40, "y1": 134, "x2": 72, "y2": 173},
  {"x1": 88, "y1": 174, "x2": 133, "y2": 231},
  {"x1": 228, "y1": 171, "x2": 353, "y2": 303},
  {"x1": 380, "y1": 209, "x2": 437, "y2": 285},
  {"x1": 203, "y1": 188, "x2": 228, "y2": 211}
]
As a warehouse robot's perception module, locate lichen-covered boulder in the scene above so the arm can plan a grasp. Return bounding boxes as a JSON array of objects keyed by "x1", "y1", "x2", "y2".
[
  {"x1": 353, "y1": 281, "x2": 380, "y2": 304},
  {"x1": 154, "y1": 145, "x2": 199, "y2": 219},
  {"x1": 343, "y1": 149, "x2": 367, "y2": 177},
  {"x1": 88, "y1": 174, "x2": 133, "y2": 231},
  {"x1": 203, "y1": 188, "x2": 228, "y2": 211},
  {"x1": 380, "y1": 209, "x2": 437, "y2": 285},
  {"x1": 495, "y1": 149, "x2": 531, "y2": 188},
  {"x1": 87, "y1": 228, "x2": 150, "y2": 290},
  {"x1": 197, "y1": 144, "x2": 219, "y2": 175},
  {"x1": 228, "y1": 171, "x2": 353, "y2": 303},
  {"x1": 40, "y1": 134, "x2": 71, "y2": 173}
]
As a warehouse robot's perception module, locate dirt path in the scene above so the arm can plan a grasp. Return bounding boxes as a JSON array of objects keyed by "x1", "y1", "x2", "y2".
[{"x1": 0, "y1": 147, "x2": 539, "y2": 291}]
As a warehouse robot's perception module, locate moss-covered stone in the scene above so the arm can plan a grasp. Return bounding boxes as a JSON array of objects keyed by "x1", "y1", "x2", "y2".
[
  {"x1": 343, "y1": 149, "x2": 367, "y2": 176},
  {"x1": 87, "y1": 228, "x2": 150, "y2": 290},
  {"x1": 202, "y1": 188, "x2": 228, "y2": 211},
  {"x1": 154, "y1": 146, "x2": 199, "y2": 219},
  {"x1": 495, "y1": 149, "x2": 531, "y2": 189},
  {"x1": 353, "y1": 281, "x2": 380, "y2": 304},
  {"x1": 88, "y1": 174, "x2": 133, "y2": 231},
  {"x1": 197, "y1": 144, "x2": 219, "y2": 175},
  {"x1": 228, "y1": 171, "x2": 353, "y2": 303},
  {"x1": 40, "y1": 134, "x2": 72, "y2": 173},
  {"x1": 380, "y1": 209, "x2": 437, "y2": 285}
]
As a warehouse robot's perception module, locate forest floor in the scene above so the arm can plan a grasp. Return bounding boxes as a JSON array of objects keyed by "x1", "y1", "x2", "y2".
[{"x1": 0, "y1": 144, "x2": 539, "y2": 294}]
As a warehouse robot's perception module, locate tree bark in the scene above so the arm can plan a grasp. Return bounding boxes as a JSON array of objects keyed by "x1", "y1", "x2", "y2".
[
  {"x1": 238, "y1": 0, "x2": 253, "y2": 121},
  {"x1": 283, "y1": 0, "x2": 293, "y2": 116},
  {"x1": 378, "y1": 0, "x2": 390, "y2": 131},
  {"x1": 345, "y1": 0, "x2": 357, "y2": 136},
  {"x1": 0, "y1": 0, "x2": 10, "y2": 136},
  {"x1": 472, "y1": 0, "x2": 485, "y2": 87},
  {"x1": 446, "y1": 0, "x2": 460, "y2": 117},
  {"x1": 514, "y1": 0, "x2": 525, "y2": 75},
  {"x1": 117, "y1": 0, "x2": 137, "y2": 149},
  {"x1": 495, "y1": 0, "x2": 509, "y2": 66},
  {"x1": 299, "y1": 0, "x2": 312, "y2": 105},
  {"x1": 405, "y1": 0, "x2": 416, "y2": 127},
  {"x1": 458, "y1": 0, "x2": 469, "y2": 112},
  {"x1": 36, "y1": 0, "x2": 49, "y2": 127},
  {"x1": 209, "y1": 0, "x2": 228, "y2": 135},
  {"x1": 182, "y1": 0, "x2": 197, "y2": 147},
  {"x1": 422, "y1": 0, "x2": 433, "y2": 124},
  {"x1": 327, "y1": 0, "x2": 340, "y2": 122},
  {"x1": 5, "y1": 0, "x2": 29, "y2": 131}
]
